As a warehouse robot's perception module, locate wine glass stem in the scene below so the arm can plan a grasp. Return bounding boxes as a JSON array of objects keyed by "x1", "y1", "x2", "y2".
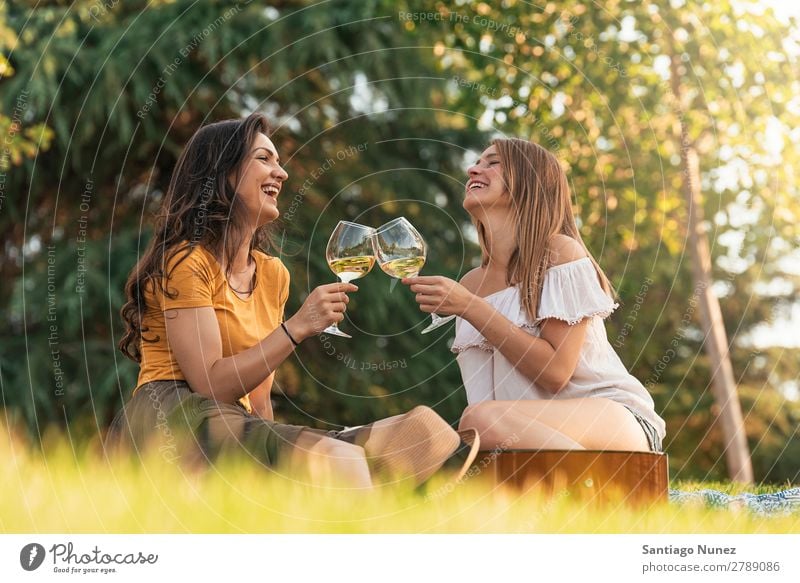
[
  {"x1": 421, "y1": 311, "x2": 455, "y2": 334},
  {"x1": 321, "y1": 275, "x2": 354, "y2": 338}
]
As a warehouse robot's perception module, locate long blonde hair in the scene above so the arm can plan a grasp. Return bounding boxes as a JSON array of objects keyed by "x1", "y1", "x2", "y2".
[{"x1": 474, "y1": 138, "x2": 614, "y2": 320}]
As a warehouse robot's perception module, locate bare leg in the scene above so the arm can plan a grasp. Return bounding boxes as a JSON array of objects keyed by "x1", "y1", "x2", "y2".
[
  {"x1": 289, "y1": 430, "x2": 372, "y2": 489},
  {"x1": 459, "y1": 398, "x2": 650, "y2": 451}
]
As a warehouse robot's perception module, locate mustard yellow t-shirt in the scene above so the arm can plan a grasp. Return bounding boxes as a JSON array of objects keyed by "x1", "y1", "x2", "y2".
[{"x1": 135, "y1": 243, "x2": 289, "y2": 412}]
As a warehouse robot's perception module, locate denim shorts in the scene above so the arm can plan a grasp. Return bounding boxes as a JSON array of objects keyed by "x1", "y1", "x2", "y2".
[{"x1": 624, "y1": 406, "x2": 663, "y2": 453}]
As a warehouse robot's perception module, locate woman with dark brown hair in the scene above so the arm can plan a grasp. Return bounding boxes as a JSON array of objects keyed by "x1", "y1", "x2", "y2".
[
  {"x1": 108, "y1": 113, "x2": 476, "y2": 487},
  {"x1": 403, "y1": 138, "x2": 665, "y2": 453}
]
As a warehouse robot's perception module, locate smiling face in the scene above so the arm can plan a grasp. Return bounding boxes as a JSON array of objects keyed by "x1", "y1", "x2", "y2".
[
  {"x1": 463, "y1": 145, "x2": 510, "y2": 218},
  {"x1": 233, "y1": 132, "x2": 288, "y2": 227}
]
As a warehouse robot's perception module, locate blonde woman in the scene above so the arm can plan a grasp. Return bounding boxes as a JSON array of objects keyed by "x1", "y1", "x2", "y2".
[{"x1": 403, "y1": 138, "x2": 665, "y2": 453}]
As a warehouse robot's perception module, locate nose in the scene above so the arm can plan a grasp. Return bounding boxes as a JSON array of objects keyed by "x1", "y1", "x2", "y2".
[
  {"x1": 274, "y1": 164, "x2": 288, "y2": 182},
  {"x1": 467, "y1": 163, "x2": 482, "y2": 178}
]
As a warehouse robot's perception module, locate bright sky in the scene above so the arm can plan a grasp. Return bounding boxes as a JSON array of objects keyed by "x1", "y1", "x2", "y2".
[{"x1": 760, "y1": 0, "x2": 800, "y2": 20}]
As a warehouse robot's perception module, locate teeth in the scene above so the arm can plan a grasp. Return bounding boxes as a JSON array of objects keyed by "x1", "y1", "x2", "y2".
[
  {"x1": 468, "y1": 181, "x2": 488, "y2": 190},
  {"x1": 262, "y1": 185, "x2": 279, "y2": 196}
]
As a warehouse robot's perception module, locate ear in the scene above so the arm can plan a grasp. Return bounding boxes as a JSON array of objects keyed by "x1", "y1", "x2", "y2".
[{"x1": 226, "y1": 168, "x2": 240, "y2": 194}]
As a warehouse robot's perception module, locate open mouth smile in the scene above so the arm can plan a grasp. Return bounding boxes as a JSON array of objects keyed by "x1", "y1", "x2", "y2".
[
  {"x1": 261, "y1": 183, "x2": 280, "y2": 199},
  {"x1": 467, "y1": 180, "x2": 488, "y2": 191}
]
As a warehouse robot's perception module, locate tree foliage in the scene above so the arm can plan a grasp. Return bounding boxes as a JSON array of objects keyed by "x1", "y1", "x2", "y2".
[{"x1": 1, "y1": 0, "x2": 798, "y2": 482}]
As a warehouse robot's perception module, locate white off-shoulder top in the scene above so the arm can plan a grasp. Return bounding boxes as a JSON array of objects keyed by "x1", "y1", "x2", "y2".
[{"x1": 452, "y1": 257, "x2": 666, "y2": 440}]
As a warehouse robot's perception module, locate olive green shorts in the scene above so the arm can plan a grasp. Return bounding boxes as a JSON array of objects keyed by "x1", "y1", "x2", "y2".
[{"x1": 105, "y1": 380, "x2": 311, "y2": 468}]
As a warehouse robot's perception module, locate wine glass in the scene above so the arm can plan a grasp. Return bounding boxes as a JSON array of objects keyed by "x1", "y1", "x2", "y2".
[
  {"x1": 372, "y1": 217, "x2": 455, "y2": 334},
  {"x1": 324, "y1": 221, "x2": 376, "y2": 338}
]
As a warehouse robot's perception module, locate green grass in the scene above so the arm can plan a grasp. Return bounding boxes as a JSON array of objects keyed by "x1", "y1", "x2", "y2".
[{"x1": 2, "y1": 423, "x2": 798, "y2": 533}]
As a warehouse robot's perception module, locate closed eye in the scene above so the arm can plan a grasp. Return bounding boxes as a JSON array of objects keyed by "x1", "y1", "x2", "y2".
[
  {"x1": 253, "y1": 148, "x2": 281, "y2": 165},
  {"x1": 470, "y1": 156, "x2": 500, "y2": 169},
  {"x1": 258, "y1": 156, "x2": 282, "y2": 166}
]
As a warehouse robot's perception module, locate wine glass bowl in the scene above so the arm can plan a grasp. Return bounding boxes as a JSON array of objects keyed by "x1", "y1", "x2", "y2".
[
  {"x1": 372, "y1": 217, "x2": 426, "y2": 277},
  {"x1": 372, "y1": 216, "x2": 455, "y2": 334},
  {"x1": 324, "y1": 221, "x2": 376, "y2": 338}
]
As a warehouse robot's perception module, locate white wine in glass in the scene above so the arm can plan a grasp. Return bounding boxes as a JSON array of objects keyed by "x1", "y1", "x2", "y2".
[
  {"x1": 379, "y1": 257, "x2": 426, "y2": 279},
  {"x1": 372, "y1": 217, "x2": 455, "y2": 334},
  {"x1": 324, "y1": 221, "x2": 376, "y2": 338},
  {"x1": 328, "y1": 256, "x2": 376, "y2": 281}
]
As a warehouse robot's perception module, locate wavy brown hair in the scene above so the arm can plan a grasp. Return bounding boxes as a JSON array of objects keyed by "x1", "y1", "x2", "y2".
[
  {"x1": 119, "y1": 113, "x2": 274, "y2": 362},
  {"x1": 475, "y1": 138, "x2": 614, "y2": 321}
]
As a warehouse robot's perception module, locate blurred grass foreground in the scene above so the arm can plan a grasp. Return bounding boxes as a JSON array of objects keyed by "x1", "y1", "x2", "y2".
[{"x1": 2, "y1": 420, "x2": 798, "y2": 534}]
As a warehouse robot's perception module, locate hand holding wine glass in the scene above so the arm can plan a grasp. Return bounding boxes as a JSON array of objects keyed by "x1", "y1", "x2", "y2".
[
  {"x1": 287, "y1": 281, "x2": 358, "y2": 339},
  {"x1": 400, "y1": 275, "x2": 475, "y2": 318},
  {"x1": 324, "y1": 220, "x2": 376, "y2": 338},
  {"x1": 372, "y1": 217, "x2": 455, "y2": 334}
]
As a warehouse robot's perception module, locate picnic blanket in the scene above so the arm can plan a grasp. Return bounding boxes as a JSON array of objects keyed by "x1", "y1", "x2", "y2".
[{"x1": 669, "y1": 487, "x2": 800, "y2": 515}]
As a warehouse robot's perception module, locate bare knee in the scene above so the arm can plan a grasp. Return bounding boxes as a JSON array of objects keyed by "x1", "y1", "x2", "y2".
[
  {"x1": 459, "y1": 402, "x2": 510, "y2": 448},
  {"x1": 458, "y1": 402, "x2": 487, "y2": 433},
  {"x1": 459, "y1": 402, "x2": 502, "y2": 432}
]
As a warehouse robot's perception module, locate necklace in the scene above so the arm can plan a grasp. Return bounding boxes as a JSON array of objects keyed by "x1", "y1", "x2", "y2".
[
  {"x1": 228, "y1": 280, "x2": 254, "y2": 295},
  {"x1": 228, "y1": 264, "x2": 257, "y2": 295}
]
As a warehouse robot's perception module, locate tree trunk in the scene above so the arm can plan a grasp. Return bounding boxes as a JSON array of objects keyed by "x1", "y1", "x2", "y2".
[{"x1": 669, "y1": 53, "x2": 754, "y2": 484}]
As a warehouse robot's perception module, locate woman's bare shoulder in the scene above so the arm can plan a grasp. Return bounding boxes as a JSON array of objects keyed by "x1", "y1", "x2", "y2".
[
  {"x1": 547, "y1": 234, "x2": 587, "y2": 266},
  {"x1": 459, "y1": 267, "x2": 484, "y2": 293}
]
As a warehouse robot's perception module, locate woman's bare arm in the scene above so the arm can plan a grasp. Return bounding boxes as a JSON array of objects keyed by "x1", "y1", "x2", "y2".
[
  {"x1": 165, "y1": 282, "x2": 356, "y2": 403},
  {"x1": 458, "y1": 299, "x2": 588, "y2": 392},
  {"x1": 164, "y1": 306, "x2": 295, "y2": 403},
  {"x1": 405, "y1": 236, "x2": 590, "y2": 393},
  {"x1": 246, "y1": 375, "x2": 275, "y2": 420}
]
